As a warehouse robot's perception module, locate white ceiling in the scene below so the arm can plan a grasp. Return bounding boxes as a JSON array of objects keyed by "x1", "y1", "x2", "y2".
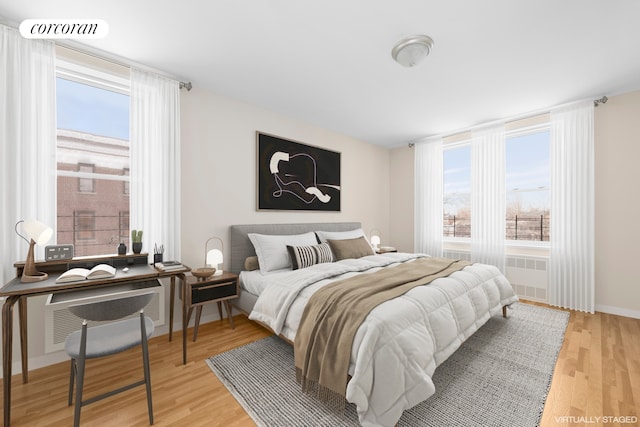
[{"x1": 2, "y1": 1, "x2": 640, "y2": 147}]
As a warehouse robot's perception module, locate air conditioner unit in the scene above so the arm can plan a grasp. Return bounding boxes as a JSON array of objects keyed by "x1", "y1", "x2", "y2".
[{"x1": 45, "y1": 280, "x2": 165, "y2": 353}]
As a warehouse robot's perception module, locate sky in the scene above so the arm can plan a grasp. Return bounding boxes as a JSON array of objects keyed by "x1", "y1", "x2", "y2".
[
  {"x1": 56, "y1": 77, "x2": 129, "y2": 140},
  {"x1": 444, "y1": 131, "x2": 550, "y2": 214}
]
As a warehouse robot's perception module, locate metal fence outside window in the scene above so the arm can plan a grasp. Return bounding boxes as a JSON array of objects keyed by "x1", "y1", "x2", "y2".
[
  {"x1": 443, "y1": 215, "x2": 549, "y2": 241},
  {"x1": 57, "y1": 213, "x2": 130, "y2": 257}
]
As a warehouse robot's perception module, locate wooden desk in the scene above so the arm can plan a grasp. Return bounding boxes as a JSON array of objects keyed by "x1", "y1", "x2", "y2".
[{"x1": 0, "y1": 254, "x2": 188, "y2": 427}]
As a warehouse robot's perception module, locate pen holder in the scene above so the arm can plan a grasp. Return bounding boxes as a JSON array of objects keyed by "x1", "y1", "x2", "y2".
[{"x1": 153, "y1": 253, "x2": 163, "y2": 265}]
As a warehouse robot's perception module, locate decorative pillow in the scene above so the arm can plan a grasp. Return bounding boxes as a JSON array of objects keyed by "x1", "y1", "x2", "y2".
[
  {"x1": 315, "y1": 228, "x2": 366, "y2": 243},
  {"x1": 244, "y1": 256, "x2": 259, "y2": 271},
  {"x1": 327, "y1": 236, "x2": 375, "y2": 260},
  {"x1": 287, "y1": 243, "x2": 334, "y2": 270},
  {"x1": 248, "y1": 232, "x2": 318, "y2": 274}
]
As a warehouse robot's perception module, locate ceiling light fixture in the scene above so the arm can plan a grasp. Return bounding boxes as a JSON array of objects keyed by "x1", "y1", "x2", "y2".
[{"x1": 391, "y1": 34, "x2": 434, "y2": 68}]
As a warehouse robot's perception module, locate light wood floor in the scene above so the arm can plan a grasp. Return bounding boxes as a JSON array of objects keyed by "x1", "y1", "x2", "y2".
[{"x1": 2, "y1": 301, "x2": 639, "y2": 426}]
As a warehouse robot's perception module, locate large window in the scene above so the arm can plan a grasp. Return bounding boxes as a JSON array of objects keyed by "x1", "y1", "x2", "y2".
[
  {"x1": 55, "y1": 51, "x2": 131, "y2": 256},
  {"x1": 443, "y1": 126, "x2": 550, "y2": 243}
]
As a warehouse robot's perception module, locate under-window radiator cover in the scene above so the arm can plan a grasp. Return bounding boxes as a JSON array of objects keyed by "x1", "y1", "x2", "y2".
[
  {"x1": 44, "y1": 281, "x2": 165, "y2": 353},
  {"x1": 443, "y1": 250, "x2": 548, "y2": 303}
]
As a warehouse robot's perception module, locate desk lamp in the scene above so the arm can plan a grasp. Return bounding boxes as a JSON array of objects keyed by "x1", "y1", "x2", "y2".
[{"x1": 15, "y1": 219, "x2": 53, "y2": 283}]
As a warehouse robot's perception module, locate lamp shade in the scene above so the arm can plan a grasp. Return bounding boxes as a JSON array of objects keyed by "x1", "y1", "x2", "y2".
[
  {"x1": 22, "y1": 219, "x2": 53, "y2": 245},
  {"x1": 206, "y1": 249, "x2": 224, "y2": 267},
  {"x1": 370, "y1": 229, "x2": 381, "y2": 251}
]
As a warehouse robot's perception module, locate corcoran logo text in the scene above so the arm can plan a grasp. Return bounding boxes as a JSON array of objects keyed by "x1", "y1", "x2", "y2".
[{"x1": 19, "y1": 19, "x2": 108, "y2": 39}]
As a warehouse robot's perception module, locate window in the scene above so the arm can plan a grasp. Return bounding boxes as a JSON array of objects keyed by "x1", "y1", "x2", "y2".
[
  {"x1": 78, "y1": 163, "x2": 95, "y2": 192},
  {"x1": 74, "y1": 211, "x2": 95, "y2": 241},
  {"x1": 442, "y1": 125, "x2": 550, "y2": 243},
  {"x1": 119, "y1": 211, "x2": 130, "y2": 244},
  {"x1": 123, "y1": 167, "x2": 130, "y2": 195},
  {"x1": 55, "y1": 48, "x2": 131, "y2": 257}
]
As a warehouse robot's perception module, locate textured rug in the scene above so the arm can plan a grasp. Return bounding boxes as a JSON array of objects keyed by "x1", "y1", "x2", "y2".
[{"x1": 206, "y1": 303, "x2": 569, "y2": 427}]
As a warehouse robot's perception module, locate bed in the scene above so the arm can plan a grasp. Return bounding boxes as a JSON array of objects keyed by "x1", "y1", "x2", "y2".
[{"x1": 230, "y1": 222, "x2": 518, "y2": 427}]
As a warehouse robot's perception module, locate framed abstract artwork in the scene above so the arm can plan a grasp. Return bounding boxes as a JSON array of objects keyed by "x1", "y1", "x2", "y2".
[{"x1": 256, "y1": 132, "x2": 341, "y2": 211}]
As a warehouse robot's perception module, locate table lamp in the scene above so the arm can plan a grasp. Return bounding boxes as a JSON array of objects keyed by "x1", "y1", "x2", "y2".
[
  {"x1": 205, "y1": 236, "x2": 224, "y2": 276},
  {"x1": 370, "y1": 229, "x2": 381, "y2": 251},
  {"x1": 15, "y1": 219, "x2": 53, "y2": 283}
]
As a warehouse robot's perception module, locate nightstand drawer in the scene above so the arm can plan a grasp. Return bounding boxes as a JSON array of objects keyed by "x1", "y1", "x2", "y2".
[{"x1": 191, "y1": 280, "x2": 237, "y2": 304}]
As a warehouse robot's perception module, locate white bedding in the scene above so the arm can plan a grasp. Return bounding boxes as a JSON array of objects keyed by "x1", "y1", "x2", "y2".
[{"x1": 248, "y1": 253, "x2": 518, "y2": 427}]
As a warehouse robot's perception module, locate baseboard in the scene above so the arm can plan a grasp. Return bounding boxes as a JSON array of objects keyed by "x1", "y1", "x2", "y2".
[{"x1": 595, "y1": 304, "x2": 640, "y2": 319}]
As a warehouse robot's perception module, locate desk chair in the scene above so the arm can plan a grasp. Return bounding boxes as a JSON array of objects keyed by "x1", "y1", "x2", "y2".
[{"x1": 64, "y1": 292, "x2": 155, "y2": 427}]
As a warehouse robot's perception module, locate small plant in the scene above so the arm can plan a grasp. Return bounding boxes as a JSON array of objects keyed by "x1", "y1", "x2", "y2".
[{"x1": 131, "y1": 229, "x2": 143, "y2": 243}]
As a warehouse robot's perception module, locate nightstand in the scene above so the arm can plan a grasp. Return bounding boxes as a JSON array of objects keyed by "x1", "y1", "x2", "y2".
[{"x1": 180, "y1": 272, "x2": 239, "y2": 347}]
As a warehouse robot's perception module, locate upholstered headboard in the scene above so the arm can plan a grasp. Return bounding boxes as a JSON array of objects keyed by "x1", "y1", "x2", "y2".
[{"x1": 229, "y1": 222, "x2": 361, "y2": 274}]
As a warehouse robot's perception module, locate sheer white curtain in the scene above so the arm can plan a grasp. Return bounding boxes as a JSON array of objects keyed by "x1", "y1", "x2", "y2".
[
  {"x1": 549, "y1": 101, "x2": 594, "y2": 313},
  {"x1": 130, "y1": 68, "x2": 181, "y2": 261},
  {"x1": 471, "y1": 124, "x2": 506, "y2": 272},
  {"x1": 414, "y1": 138, "x2": 443, "y2": 257},
  {"x1": 0, "y1": 25, "x2": 56, "y2": 283}
]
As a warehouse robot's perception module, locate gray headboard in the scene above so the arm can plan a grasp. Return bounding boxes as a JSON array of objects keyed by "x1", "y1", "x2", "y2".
[{"x1": 229, "y1": 222, "x2": 361, "y2": 274}]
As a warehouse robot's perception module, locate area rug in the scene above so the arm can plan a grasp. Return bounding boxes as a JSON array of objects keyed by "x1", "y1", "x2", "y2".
[{"x1": 206, "y1": 303, "x2": 569, "y2": 427}]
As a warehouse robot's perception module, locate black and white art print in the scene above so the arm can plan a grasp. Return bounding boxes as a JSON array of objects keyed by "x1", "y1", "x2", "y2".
[{"x1": 257, "y1": 132, "x2": 341, "y2": 211}]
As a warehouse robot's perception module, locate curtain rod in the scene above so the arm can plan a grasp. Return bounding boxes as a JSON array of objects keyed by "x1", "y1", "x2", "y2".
[
  {"x1": 57, "y1": 40, "x2": 193, "y2": 91},
  {"x1": 408, "y1": 95, "x2": 608, "y2": 148}
]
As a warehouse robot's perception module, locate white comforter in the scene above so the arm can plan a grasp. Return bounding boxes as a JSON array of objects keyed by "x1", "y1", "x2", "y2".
[{"x1": 249, "y1": 253, "x2": 518, "y2": 427}]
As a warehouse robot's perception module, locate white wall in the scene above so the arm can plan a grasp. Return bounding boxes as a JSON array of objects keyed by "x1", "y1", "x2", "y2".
[
  {"x1": 389, "y1": 89, "x2": 640, "y2": 318},
  {"x1": 388, "y1": 145, "x2": 414, "y2": 252},
  {"x1": 593, "y1": 90, "x2": 640, "y2": 317}
]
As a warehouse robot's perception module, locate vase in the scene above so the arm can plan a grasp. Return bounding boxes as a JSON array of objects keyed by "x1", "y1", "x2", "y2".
[
  {"x1": 117, "y1": 243, "x2": 126, "y2": 255},
  {"x1": 132, "y1": 242, "x2": 142, "y2": 254}
]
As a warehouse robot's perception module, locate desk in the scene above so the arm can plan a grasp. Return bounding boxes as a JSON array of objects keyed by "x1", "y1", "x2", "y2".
[{"x1": 0, "y1": 255, "x2": 188, "y2": 427}]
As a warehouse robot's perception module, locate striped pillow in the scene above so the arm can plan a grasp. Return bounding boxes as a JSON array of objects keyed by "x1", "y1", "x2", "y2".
[{"x1": 287, "y1": 243, "x2": 334, "y2": 270}]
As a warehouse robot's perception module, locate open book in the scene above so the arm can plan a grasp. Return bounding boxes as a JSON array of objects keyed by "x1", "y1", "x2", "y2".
[{"x1": 56, "y1": 264, "x2": 117, "y2": 283}]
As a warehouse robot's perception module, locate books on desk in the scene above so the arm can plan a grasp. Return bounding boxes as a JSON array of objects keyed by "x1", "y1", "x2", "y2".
[
  {"x1": 56, "y1": 264, "x2": 116, "y2": 283},
  {"x1": 155, "y1": 261, "x2": 185, "y2": 272}
]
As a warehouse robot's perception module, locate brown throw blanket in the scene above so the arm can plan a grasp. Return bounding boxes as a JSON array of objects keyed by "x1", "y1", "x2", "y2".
[{"x1": 294, "y1": 257, "x2": 471, "y2": 408}]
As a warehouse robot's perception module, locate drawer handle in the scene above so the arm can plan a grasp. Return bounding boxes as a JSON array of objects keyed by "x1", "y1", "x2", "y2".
[{"x1": 193, "y1": 282, "x2": 235, "y2": 291}]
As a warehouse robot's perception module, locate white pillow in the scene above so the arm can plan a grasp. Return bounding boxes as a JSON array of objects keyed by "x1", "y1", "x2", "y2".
[
  {"x1": 248, "y1": 232, "x2": 318, "y2": 274},
  {"x1": 315, "y1": 228, "x2": 366, "y2": 243}
]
